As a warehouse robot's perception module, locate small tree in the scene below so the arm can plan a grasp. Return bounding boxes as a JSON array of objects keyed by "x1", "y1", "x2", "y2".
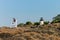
[
  {"x1": 52, "y1": 14, "x2": 60, "y2": 23},
  {"x1": 44, "y1": 21, "x2": 49, "y2": 25},
  {"x1": 34, "y1": 22, "x2": 39, "y2": 25},
  {"x1": 17, "y1": 23, "x2": 24, "y2": 27},
  {"x1": 25, "y1": 21, "x2": 32, "y2": 25}
]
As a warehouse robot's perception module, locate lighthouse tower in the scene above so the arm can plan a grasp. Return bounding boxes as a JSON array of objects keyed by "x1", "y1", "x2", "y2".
[
  {"x1": 40, "y1": 17, "x2": 44, "y2": 25},
  {"x1": 12, "y1": 18, "x2": 17, "y2": 27}
]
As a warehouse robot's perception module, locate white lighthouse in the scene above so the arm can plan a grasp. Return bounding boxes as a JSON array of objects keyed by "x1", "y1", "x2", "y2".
[
  {"x1": 11, "y1": 18, "x2": 17, "y2": 28},
  {"x1": 40, "y1": 17, "x2": 44, "y2": 25}
]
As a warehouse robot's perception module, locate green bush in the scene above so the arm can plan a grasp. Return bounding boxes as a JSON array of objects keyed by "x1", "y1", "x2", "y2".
[
  {"x1": 34, "y1": 22, "x2": 39, "y2": 25},
  {"x1": 44, "y1": 21, "x2": 49, "y2": 25},
  {"x1": 52, "y1": 14, "x2": 60, "y2": 23},
  {"x1": 25, "y1": 21, "x2": 32, "y2": 25},
  {"x1": 17, "y1": 23, "x2": 24, "y2": 27}
]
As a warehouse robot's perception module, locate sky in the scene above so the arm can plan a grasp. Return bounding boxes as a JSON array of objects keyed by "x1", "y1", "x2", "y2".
[{"x1": 0, "y1": 0, "x2": 60, "y2": 27}]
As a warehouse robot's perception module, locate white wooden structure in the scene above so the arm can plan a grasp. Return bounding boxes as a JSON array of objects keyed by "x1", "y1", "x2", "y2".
[
  {"x1": 40, "y1": 17, "x2": 44, "y2": 25},
  {"x1": 40, "y1": 21, "x2": 44, "y2": 25},
  {"x1": 11, "y1": 18, "x2": 17, "y2": 27}
]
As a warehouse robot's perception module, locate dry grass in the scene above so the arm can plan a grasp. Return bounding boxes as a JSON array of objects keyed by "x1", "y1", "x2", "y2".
[{"x1": 0, "y1": 24, "x2": 60, "y2": 40}]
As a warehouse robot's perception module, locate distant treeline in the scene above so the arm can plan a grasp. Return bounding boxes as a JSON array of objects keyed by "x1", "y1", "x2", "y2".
[{"x1": 17, "y1": 14, "x2": 60, "y2": 27}]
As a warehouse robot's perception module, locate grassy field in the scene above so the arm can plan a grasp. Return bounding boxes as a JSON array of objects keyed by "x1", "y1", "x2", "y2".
[{"x1": 0, "y1": 23, "x2": 60, "y2": 40}]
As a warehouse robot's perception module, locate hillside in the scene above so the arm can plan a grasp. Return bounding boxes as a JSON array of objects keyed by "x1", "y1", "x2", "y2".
[{"x1": 0, "y1": 23, "x2": 60, "y2": 40}]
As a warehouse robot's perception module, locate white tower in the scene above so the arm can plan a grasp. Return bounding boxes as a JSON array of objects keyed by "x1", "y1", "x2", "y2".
[
  {"x1": 12, "y1": 18, "x2": 17, "y2": 27},
  {"x1": 40, "y1": 17, "x2": 44, "y2": 25}
]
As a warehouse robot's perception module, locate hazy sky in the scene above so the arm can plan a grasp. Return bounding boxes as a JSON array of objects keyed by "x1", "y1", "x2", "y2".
[{"x1": 0, "y1": 0, "x2": 60, "y2": 26}]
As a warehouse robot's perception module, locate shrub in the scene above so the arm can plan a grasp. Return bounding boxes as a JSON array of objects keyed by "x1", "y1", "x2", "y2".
[
  {"x1": 25, "y1": 21, "x2": 32, "y2": 25},
  {"x1": 52, "y1": 14, "x2": 60, "y2": 23},
  {"x1": 44, "y1": 21, "x2": 49, "y2": 25},
  {"x1": 17, "y1": 23, "x2": 24, "y2": 27},
  {"x1": 34, "y1": 22, "x2": 39, "y2": 25}
]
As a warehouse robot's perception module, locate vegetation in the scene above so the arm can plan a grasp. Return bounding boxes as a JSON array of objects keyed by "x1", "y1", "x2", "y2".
[
  {"x1": 25, "y1": 21, "x2": 32, "y2": 25},
  {"x1": 0, "y1": 24, "x2": 60, "y2": 40},
  {"x1": 17, "y1": 14, "x2": 60, "y2": 27},
  {"x1": 44, "y1": 21, "x2": 49, "y2": 25},
  {"x1": 34, "y1": 22, "x2": 40, "y2": 25},
  {"x1": 17, "y1": 23, "x2": 24, "y2": 27},
  {"x1": 52, "y1": 14, "x2": 60, "y2": 23},
  {"x1": 0, "y1": 14, "x2": 60, "y2": 40}
]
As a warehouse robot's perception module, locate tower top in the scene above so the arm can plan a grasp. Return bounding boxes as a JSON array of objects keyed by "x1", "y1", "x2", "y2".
[
  {"x1": 40, "y1": 17, "x2": 44, "y2": 21},
  {"x1": 11, "y1": 18, "x2": 17, "y2": 27},
  {"x1": 13, "y1": 18, "x2": 16, "y2": 22}
]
